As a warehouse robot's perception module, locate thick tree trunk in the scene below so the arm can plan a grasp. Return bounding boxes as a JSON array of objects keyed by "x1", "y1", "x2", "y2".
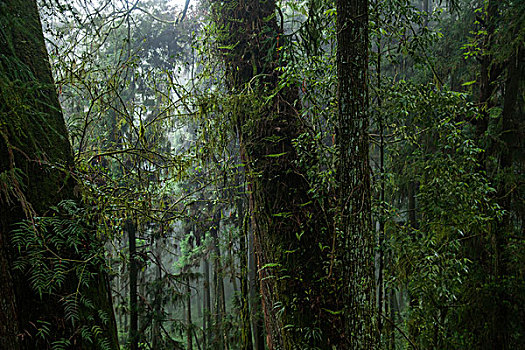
[
  {"x1": 214, "y1": 0, "x2": 350, "y2": 348},
  {"x1": 470, "y1": 2, "x2": 524, "y2": 348},
  {"x1": 336, "y1": 0, "x2": 376, "y2": 348},
  {"x1": 0, "y1": 0, "x2": 118, "y2": 348}
]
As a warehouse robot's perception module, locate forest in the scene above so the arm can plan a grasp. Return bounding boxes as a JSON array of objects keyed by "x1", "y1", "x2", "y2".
[{"x1": 0, "y1": 0, "x2": 523, "y2": 349}]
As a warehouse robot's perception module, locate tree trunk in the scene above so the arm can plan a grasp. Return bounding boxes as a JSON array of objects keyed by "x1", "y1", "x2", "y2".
[
  {"x1": 211, "y1": 210, "x2": 225, "y2": 350},
  {"x1": 238, "y1": 199, "x2": 254, "y2": 350},
  {"x1": 214, "y1": 0, "x2": 351, "y2": 348},
  {"x1": 336, "y1": 0, "x2": 376, "y2": 348},
  {"x1": 187, "y1": 275, "x2": 193, "y2": 350},
  {"x1": 0, "y1": 0, "x2": 118, "y2": 348},
  {"x1": 203, "y1": 257, "x2": 211, "y2": 349},
  {"x1": 470, "y1": 2, "x2": 524, "y2": 348},
  {"x1": 128, "y1": 220, "x2": 139, "y2": 350},
  {"x1": 152, "y1": 238, "x2": 163, "y2": 349}
]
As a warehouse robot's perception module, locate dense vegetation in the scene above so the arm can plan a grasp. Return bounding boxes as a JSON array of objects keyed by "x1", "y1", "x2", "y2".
[{"x1": 0, "y1": 0, "x2": 523, "y2": 349}]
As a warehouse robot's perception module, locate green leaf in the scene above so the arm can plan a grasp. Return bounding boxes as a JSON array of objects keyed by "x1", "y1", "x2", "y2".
[
  {"x1": 265, "y1": 152, "x2": 287, "y2": 158},
  {"x1": 461, "y1": 80, "x2": 476, "y2": 86}
]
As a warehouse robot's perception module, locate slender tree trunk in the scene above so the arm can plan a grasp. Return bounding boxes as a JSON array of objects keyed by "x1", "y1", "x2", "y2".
[
  {"x1": 238, "y1": 199, "x2": 254, "y2": 350},
  {"x1": 407, "y1": 182, "x2": 420, "y2": 343},
  {"x1": 376, "y1": 27, "x2": 385, "y2": 339},
  {"x1": 187, "y1": 275, "x2": 193, "y2": 350},
  {"x1": 337, "y1": 0, "x2": 376, "y2": 348},
  {"x1": 388, "y1": 290, "x2": 396, "y2": 350},
  {"x1": 152, "y1": 237, "x2": 163, "y2": 349},
  {"x1": 203, "y1": 257, "x2": 211, "y2": 349},
  {"x1": 128, "y1": 220, "x2": 138, "y2": 350},
  {"x1": 211, "y1": 210, "x2": 225, "y2": 350}
]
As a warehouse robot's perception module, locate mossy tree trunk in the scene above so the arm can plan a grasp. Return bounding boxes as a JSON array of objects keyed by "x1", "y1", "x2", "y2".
[
  {"x1": 213, "y1": 0, "x2": 354, "y2": 348},
  {"x1": 0, "y1": 0, "x2": 118, "y2": 348}
]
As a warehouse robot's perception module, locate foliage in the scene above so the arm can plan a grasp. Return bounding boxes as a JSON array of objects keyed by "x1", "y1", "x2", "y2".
[
  {"x1": 3, "y1": 0, "x2": 520, "y2": 348},
  {"x1": 11, "y1": 200, "x2": 113, "y2": 349},
  {"x1": 378, "y1": 81, "x2": 503, "y2": 348}
]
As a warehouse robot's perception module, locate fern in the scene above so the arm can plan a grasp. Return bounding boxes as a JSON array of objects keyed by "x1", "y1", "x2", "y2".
[
  {"x1": 51, "y1": 339, "x2": 71, "y2": 350},
  {"x1": 63, "y1": 295, "x2": 80, "y2": 324},
  {"x1": 10, "y1": 200, "x2": 114, "y2": 347},
  {"x1": 35, "y1": 320, "x2": 51, "y2": 340},
  {"x1": 80, "y1": 325, "x2": 93, "y2": 343},
  {"x1": 98, "y1": 309, "x2": 110, "y2": 325}
]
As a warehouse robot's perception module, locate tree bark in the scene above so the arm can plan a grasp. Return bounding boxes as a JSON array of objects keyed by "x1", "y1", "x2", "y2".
[
  {"x1": 237, "y1": 199, "x2": 254, "y2": 350},
  {"x1": 152, "y1": 237, "x2": 163, "y2": 349},
  {"x1": 248, "y1": 223, "x2": 264, "y2": 350},
  {"x1": 203, "y1": 257, "x2": 211, "y2": 349}
]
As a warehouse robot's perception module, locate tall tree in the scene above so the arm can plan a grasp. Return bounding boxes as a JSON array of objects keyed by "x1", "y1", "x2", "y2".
[
  {"x1": 0, "y1": 0, "x2": 118, "y2": 348},
  {"x1": 211, "y1": 0, "x2": 375, "y2": 348},
  {"x1": 336, "y1": 0, "x2": 375, "y2": 348},
  {"x1": 471, "y1": 1, "x2": 524, "y2": 348}
]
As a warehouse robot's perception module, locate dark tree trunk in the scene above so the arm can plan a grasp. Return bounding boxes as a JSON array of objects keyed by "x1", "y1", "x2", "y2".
[
  {"x1": 152, "y1": 238, "x2": 163, "y2": 349},
  {"x1": 203, "y1": 257, "x2": 211, "y2": 349},
  {"x1": 128, "y1": 221, "x2": 138, "y2": 350},
  {"x1": 210, "y1": 210, "x2": 225, "y2": 350},
  {"x1": 336, "y1": 0, "x2": 376, "y2": 348},
  {"x1": 470, "y1": 2, "x2": 524, "y2": 348},
  {"x1": 0, "y1": 0, "x2": 118, "y2": 348}
]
